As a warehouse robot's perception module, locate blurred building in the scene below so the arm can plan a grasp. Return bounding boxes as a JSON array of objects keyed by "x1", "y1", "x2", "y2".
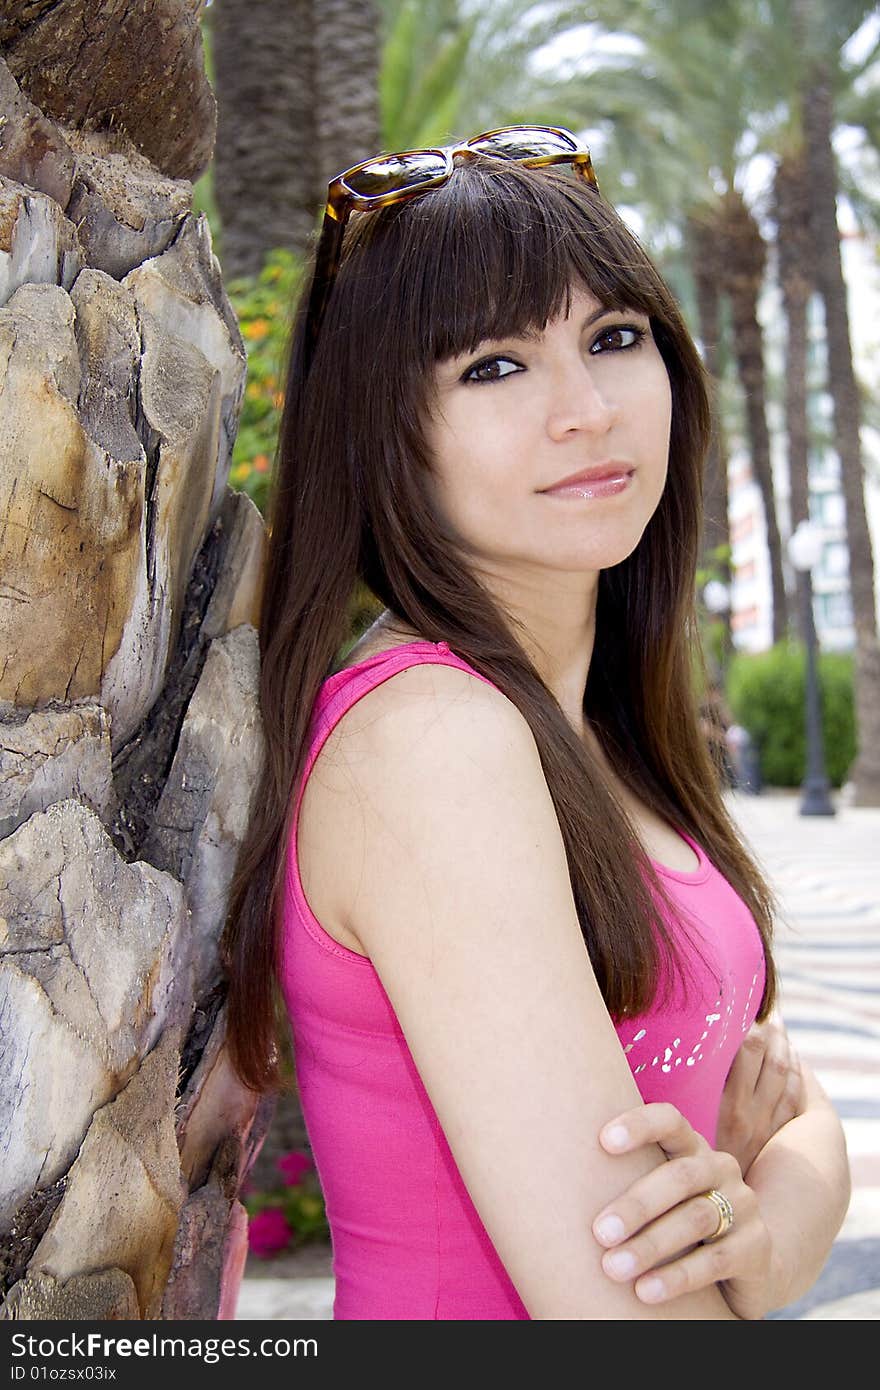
[{"x1": 728, "y1": 226, "x2": 880, "y2": 653}]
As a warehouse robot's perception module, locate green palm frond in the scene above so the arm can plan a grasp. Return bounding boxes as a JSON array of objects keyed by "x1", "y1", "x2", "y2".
[
  {"x1": 400, "y1": 17, "x2": 477, "y2": 147},
  {"x1": 837, "y1": 143, "x2": 880, "y2": 233},
  {"x1": 379, "y1": 0, "x2": 423, "y2": 143},
  {"x1": 838, "y1": 79, "x2": 880, "y2": 152}
]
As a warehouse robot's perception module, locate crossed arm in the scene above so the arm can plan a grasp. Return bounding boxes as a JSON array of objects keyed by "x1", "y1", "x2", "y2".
[{"x1": 591, "y1": 1014, "x2": 851, "y2": 1319}]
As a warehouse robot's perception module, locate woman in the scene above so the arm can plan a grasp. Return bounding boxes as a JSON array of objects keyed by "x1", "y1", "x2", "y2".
[{"x1": 221, "y1": 127, "x2": 849, "y2": 1319}]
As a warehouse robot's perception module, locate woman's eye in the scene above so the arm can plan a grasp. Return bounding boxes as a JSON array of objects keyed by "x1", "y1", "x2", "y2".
[
  {"x1": 463, "y1": 355, "x2": 522, "y2": 384},
  {"x1": 589, "y1": 325, "x2": 646, "y2": 354}
]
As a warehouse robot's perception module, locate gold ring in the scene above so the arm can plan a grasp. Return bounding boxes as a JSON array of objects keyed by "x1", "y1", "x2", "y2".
[{"x1": 701, "y1": 1188, "x2": 734, "y2": 1243}]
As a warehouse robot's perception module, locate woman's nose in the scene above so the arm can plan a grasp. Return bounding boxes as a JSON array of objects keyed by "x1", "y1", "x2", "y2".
[{"x1": 545, "y1": 361, "x2": 620, "y2": 441}]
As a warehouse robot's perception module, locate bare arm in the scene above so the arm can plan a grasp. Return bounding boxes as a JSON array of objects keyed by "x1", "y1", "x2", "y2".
[
  {"x1": 739, "y1": 1059, "x2": 850, "y2": 1308},
  {"x1": 715, "y1": 1014, "x2": 850, "y2": 1308},
  {"x1": 334, "y1": 662, "x2": 739, "y2": 1320}
]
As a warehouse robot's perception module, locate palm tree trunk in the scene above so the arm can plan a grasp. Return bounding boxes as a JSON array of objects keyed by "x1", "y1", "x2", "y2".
[
  {"x1": 690, "y1": 217, "x2": 730, "y2": 561},
  {"x1": 688, "y1": 209, "x2": 732, "y2": 665},
  {"x1": 0, "y1": 4, "x2": 272, "y2": 1321},
  {"x1": 313, "y1": 0, "x2": 382, "y2": 187},
  {"x1": 773, "y1": 150, "x2": 815, "y2": 641},
  {"x1": 718, "y1": 188, "x2": 789, "y2": 645},
  {"x1": 210, "y1": 0, "x2": 319, "y2": 276},
  {"x1": 210, "y1": 0, "x2": 380, "y2": 278},
  {"x1": 801, "y1": 53, "x2": 880, "y2": 805}
]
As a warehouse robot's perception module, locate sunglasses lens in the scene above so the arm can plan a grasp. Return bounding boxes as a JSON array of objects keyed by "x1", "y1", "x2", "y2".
[
  {"x1": 469, "y1": 128, "x2": 576, "y2": 160},
  {"x1": 344, "y1": 151, "x2": 449, "y2": 198}
]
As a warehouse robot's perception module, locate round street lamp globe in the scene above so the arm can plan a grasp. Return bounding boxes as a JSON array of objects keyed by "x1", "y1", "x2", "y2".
[
  {"x1": 703, "y1": 580, "x2": 731, "y2": 614},
  {"x1": 788, "y1": 520, "x2": 824, "y2": 572}
]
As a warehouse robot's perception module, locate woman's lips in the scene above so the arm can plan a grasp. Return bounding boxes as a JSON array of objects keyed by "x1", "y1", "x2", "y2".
[{"x1": 540, "y1": 469, "x2": 634, "y2": 499}]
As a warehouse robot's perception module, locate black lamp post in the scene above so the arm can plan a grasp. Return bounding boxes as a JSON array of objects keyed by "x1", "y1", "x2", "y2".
[{"x1": 787, "y1": 520, "x2": 836, "y2": 817}]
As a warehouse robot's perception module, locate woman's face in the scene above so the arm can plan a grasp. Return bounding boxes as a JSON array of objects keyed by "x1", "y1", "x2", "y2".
[{"x1": 423, "y1": 283, "x2": 672, "y2": 581}]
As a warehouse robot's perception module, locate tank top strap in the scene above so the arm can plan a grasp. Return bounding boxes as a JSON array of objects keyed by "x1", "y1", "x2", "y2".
[{"x1": 314, "y1": 640, "x2": 496, "y2": 731}]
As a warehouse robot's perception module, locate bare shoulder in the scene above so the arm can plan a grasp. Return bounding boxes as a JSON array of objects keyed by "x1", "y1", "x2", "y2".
[
  {"x1": 329, "y1": 659, "x2": 543, "y2": 858},
  {"x1": 298, "y1": 659, "x2": 531, "y2": 954},
  {"x1": 314, "y1": 658, "x2": 537, "y2": 816},
  {"x1": 339, "y1": 660, "x2": 562, "y2": 942}
]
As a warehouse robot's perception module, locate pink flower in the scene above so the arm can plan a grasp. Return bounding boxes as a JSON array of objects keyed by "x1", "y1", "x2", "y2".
[
  {"x1": 276, "y1": 1149, "x2": 314, "y2": 1187},
  {"x1": 248, "y1": 1207, "x2": 292, "y2": 1258}
]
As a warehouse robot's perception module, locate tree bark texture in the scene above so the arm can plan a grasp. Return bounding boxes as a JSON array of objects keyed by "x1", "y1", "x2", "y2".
[
  {"x1": 687, "y1": 208, "x2": 732, "y2": 665},
  {"x1": 0, "y1": 0, "x2": 216, "y2": 184},
  {"x1": 210, "y1": 0, "x2": 380, "y2": 278},
  {"x1": 774, "y1": 151, "x2": 814, "y2": 541},
  {"x1": 689, "y1": 212, "x2": 731, "y2": 562},
  {"x1": 717, "y1": 187, "x2": 789, "y2": 646},
  {"x1": 801, "y1": 55, "x2": 880, "y2": 806},
  {"x1": 0, "y1": 2, "x2": 274, "y2": 1321},
  {"x1": 773, "y1": 149, "x2": 816, "y2": 653}
]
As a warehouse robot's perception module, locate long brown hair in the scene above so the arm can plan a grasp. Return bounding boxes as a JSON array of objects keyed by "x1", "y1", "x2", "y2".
[{"x1": 220, "y1": 156, "x2": 778, "y2": 1095}]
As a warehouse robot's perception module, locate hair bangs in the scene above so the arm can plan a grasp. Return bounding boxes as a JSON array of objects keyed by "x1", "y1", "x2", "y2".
[
  {"x1": 407, "y1": 167, "x2": 586, "y2": 364},
  {"x1": 335, "y1": 159, "x2": 670, "y2": 381}
]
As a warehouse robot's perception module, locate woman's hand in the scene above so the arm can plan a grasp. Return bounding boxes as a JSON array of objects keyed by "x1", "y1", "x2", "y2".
[
  {"x1": 716, "y1": 1013, "x2": 804, "y2": 1177},
  {"x1": 591, "y1": 1102, "x2": 786, "y2": 1320}
]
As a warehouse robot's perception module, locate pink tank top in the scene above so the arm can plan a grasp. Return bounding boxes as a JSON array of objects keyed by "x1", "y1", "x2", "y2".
[{"x1": 280, "y1": 641, "x2": 766, "y2": 1319}]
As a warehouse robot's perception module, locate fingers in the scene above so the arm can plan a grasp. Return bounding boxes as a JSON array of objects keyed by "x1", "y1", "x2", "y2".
[
  {"x1": 750, "y1": 1017, "x2": 796, "y2": 1117},
  {"x1": 592, "y1": 1142, "x2": 742, "y2": 1255},
  {"x1": 594, "y1": 1180, "x2": 766, "y2": 1307},
  {"x1": 595, "y1": 1101, "x2": 780, "y2": 1316},
  {"x1": 599, "y1": 1102, "x2": 705, "y2": 1162},
  {"x1": 716, "y1": 1016, "x2": 803, "y2": 1173},
  {"x1": 716, "y1": 1028, "x2": 768, "y2": 1163},
  {"x1": 630, "y1": 1218, "x2": 769, "y2": 1309},
  {"x1": 594, "y1": 1102, "x2": 742, "y2": 1254},
  {"x1": 593, "y1": 1102, "x2": 761, "y2": 1305},
  {"x1": 598, "y1": 1191, "x2": 756, "y2": 1302},
  {"x1": 720, "y1": 1022, "x2": 767, "y2": 1112}
]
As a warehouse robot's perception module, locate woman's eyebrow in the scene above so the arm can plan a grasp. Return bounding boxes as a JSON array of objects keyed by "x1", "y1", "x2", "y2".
[
  {"x1": 581, "y1": 302, "x2": 641, "y2": 326},
  {"x1": 462, "y1": 325, "x2": 543, "y2": 350},
  {"x1": 435, "y1": 336, "x2": 530, "y2": 372}
]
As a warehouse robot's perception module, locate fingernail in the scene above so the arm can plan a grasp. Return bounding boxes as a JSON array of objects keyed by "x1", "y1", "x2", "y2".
[
  {"x1": 595, "y1": 1214, "x2": 626, "y2": 1244},
  {"x1": 604, "y1": 1249, "x2": 638, "y2": 1278},
  {"x1": 638, "y1": 1276, "x2": 665, "y2": 1302},
  {"x1": 602, "y1": 1124, "x2": 630, "y2": 1150}
]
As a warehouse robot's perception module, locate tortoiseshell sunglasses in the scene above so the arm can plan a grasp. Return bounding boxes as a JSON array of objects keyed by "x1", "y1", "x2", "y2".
[{"x1": 301, "y1": 124, "x2": 599, "y2": 372}]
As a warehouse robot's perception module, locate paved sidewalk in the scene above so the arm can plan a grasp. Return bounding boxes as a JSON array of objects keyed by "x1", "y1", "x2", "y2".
[
  {"x1": 236, "y1": 788, "x2": 880, "y2": 1320},
  {"x1": 724, "y1": 789, "x2": 880, "y2": 1320}
]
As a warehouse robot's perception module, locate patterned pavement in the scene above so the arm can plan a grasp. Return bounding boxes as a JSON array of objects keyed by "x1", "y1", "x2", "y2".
[
  {"x1": 236, "y1": 788, "x2": 880, "y2": 1321},
  {"x1": 726, "y1": 789, "x2": 880, "y2": 1320}
]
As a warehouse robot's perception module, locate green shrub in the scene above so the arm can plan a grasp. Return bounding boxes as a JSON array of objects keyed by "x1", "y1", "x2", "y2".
[
  {"x1": 225, "y1": 248, "x2": 305, "y2": 517},
  {"x1": 725, "y1": 640, "x2": 856, "y2": 788}
]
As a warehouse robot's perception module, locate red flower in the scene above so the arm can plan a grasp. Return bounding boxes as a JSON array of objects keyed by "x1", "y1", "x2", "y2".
[
  {"x1": 276, "y1": 1149, "x2": 314, "y2": 1187},
  {"x1": 248, "y1": 1207, "x2": 292, "y2": 1258}
]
